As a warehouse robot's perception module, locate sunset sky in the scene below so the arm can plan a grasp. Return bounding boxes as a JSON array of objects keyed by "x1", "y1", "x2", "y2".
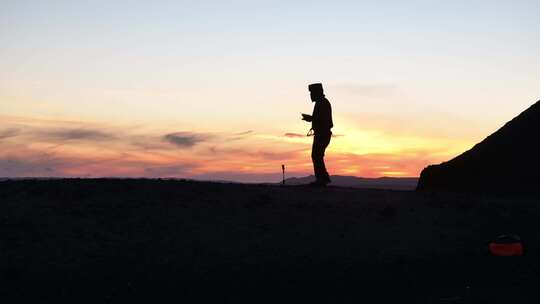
[{"x1": 1, "y1": 0, "x2": 539, "y2": 182}]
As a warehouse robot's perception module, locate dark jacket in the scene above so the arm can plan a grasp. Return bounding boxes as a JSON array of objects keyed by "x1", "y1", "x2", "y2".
[{"x1": 312, "y1": 98, "x2": 333, "y2": 133}]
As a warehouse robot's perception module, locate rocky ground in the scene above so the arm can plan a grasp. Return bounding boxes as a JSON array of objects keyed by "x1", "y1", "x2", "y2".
[{"x1": 1, "y1": 179, "x2": 540, "y2": 303}]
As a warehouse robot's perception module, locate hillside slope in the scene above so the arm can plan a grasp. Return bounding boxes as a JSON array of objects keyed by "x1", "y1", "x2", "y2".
[{"x1": 417, "y1": 100, "x2": 540, "y2": 193}]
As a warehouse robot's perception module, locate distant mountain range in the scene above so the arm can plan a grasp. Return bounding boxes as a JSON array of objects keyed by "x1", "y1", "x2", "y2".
[{"x1": 282, "y1": 175, "x2": 418, "y2": 191}]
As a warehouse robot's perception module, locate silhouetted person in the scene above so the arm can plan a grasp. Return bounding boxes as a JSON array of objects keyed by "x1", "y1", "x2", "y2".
[{"x1": 302, "y1": 83, "x2": 333, "y2": 186}]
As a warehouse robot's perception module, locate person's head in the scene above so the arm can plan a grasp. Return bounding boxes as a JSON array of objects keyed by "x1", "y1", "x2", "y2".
[{"x1": 308, "y1": 83, "x2": 324, "y2": 102}]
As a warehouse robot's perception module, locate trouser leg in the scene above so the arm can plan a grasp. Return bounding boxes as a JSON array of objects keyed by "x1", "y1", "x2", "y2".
[{"x1": 311, "y1": 132, "x2": 331, "y2": 182}]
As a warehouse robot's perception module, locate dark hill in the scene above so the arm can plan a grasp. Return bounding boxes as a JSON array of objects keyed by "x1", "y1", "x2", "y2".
[{"x1": 417, "y1": 99, "x2": 540, "y2": 194}]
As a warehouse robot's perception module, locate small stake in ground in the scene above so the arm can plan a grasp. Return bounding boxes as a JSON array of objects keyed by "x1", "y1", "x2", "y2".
[{"x1": 282, "y1": 164, "x2": 285, "y2": 185}]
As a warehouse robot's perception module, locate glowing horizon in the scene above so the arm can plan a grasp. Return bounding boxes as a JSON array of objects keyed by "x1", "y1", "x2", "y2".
[
  {"x1": 0, "y1": 111, "x2": 508, "y2": 182},
  {"x1": 1, "y1": 1, "x2": 539, "y2": 182}
]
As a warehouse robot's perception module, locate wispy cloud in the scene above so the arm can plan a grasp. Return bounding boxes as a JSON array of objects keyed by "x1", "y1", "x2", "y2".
[
  {"x1": 233, "y1": 130, "x2": 253, "y2": 136},
  {"x1": 284, "y1": 133, "x2": 305, "y2": 138},
  {"x1": 0, "y1": 157, "x2": 58, "y2": 176},
  {"x1": 38, "y1": 128, "x2": 116, "y2": 141},
  {"x1": 227, "y1": 130, "x2": 255, "y2": 141},
  {"x1": 164, "y1": 132, "x2": 211, "y2": 148},
  {"x1": 0, "y1": 128, "x2": 20, "y2": 139}
]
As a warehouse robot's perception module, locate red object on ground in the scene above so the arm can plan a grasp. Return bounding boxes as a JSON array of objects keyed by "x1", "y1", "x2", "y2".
[
  {"x1": 489, "y1": 234, "x2": 523, "y2": 256},
  {"x1": 489, "y1": 243, "x2": 523, "y2": 256}
]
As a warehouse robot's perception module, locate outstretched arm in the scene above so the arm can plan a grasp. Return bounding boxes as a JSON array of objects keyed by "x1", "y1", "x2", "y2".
[{"x1": 301, "y1": 113, "x2": 312, "y2": 122}]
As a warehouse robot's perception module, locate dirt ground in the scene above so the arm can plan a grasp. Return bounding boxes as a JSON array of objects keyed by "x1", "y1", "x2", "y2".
[{"x1": 1, "y1": 179, "x2": 540, "y2": 303}]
